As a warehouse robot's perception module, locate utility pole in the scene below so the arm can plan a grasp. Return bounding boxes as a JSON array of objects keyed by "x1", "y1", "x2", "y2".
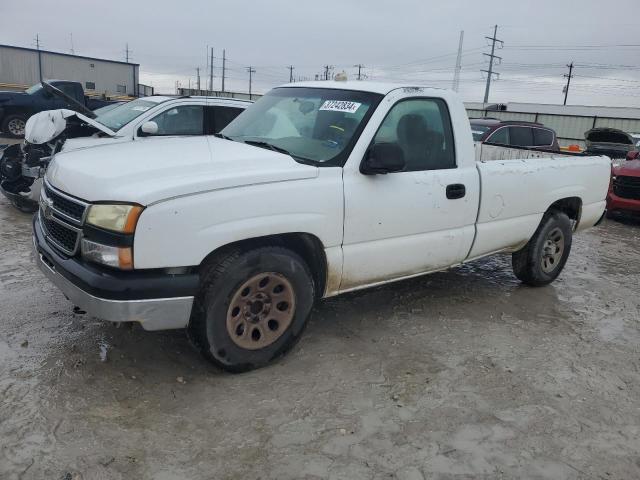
[
  {"x1": 69, "y1": 33, "x2": 75, "y2": 55},
  {"x1": 221, "y1": 49, "x2": 226, "y2": 92},
  {"x1": 452, "y1": 30, "x2": 464, "y2": 92},
  {"x1": 354, "y1": 64, "x2": 365, "y2": 80},
  {"x1": 323, "y1": 65, "x2": 333, "y2": 80},
  {"x1": 35, "y1": 34, "x2": 43, "y2": 82},
  {"x1": 196, "y1": 67, "x2": 200, "y2": 93},
  {"x1": 481, "y1": 25, "x2": 503, "y2": 104},
  {"x1": 125, "y1": 43, "x2": 131, "y2": 63},
  {"x1": 563, "y1": 62, "x2": 574, "y2": 106},
  {"x1": 209, "y1": 47, "x2": 214, "y2": 93},
  {"x1": 247, "y1": 66, "x2": 256, "y2": 99},
  {"x1": 288, "y1": 65, "x2": 294, "y2": 83}
]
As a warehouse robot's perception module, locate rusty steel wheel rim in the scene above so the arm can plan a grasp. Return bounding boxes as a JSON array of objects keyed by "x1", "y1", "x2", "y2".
[
  {"x1": 7, "y1": 118, "x2": 25, "y2": 137},
  {"x1": 226, "y1": 272, "x2": 296, "y2": 350},
  {"x1": 541, "y1": 227, "x2": 564, "y2": 273}
]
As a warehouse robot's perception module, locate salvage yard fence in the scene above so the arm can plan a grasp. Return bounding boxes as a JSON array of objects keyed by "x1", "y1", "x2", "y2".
[{"x1": 466, "y1": 107, "x2": 640, "y2": 148}]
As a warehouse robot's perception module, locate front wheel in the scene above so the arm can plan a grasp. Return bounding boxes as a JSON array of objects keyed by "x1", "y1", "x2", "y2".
[
  {"x1": 188, "y1": 246, "x2": 315, "y2": 372},
  {"x1": 1, "y1": 114, "x2": 27, "y2": 138},
  {"x1": 512, "y1": 211, "x2": 573, "y2": 286}
]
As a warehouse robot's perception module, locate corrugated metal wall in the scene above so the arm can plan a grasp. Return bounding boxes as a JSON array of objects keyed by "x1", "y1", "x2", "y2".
[
  {"x1": 0, "y1": 47, "x2": 39, "y2": 85},
  {"x1": 0, "y1": 46, "x2": 138, "y2": 96},
  {"x1": 466, "y1": 107, "x2": 640, "y2": 148}
]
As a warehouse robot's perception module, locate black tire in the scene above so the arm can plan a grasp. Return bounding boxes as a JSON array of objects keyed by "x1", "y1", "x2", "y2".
[
  {"x1": 512, "y1": 211, "x2": 573, "y2": 287},
  {"x1": 188, "y1": 246, "x2": 315, "y2": 372},
  {"x1": 1, "y1": 114, "x2": 27, "y2": 138}
]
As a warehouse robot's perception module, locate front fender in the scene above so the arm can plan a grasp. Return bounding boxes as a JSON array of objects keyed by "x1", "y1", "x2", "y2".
[{"x1": 132, "y1": 169, "x2": 344, "y2": 269}]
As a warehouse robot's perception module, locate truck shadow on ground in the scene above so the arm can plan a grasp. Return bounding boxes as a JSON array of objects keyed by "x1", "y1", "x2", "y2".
[{"x1": 35, "y1": 252, "x2": 564, "y2": 383}]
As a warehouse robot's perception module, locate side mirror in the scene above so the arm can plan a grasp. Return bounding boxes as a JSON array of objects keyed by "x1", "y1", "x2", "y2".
[
  {"x1": 360, "y1": 143, "x2": 405, "y2": 175},
  {"x1": 626, "y1": 150, "x2": 639, "y2": 161},
  {"x1": 140, "y1": 121, "x2": 158, "y2": 136}
]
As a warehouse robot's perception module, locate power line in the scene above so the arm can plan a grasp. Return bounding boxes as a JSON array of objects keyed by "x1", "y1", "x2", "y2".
[
  {"x1": 247, "y1": 66, "x2": 256, "y2": 99},
  {"x1": 34, "y1": 34, "x2": 43, "y2": 82},
  {"x1": 563, "y1": 62, "x2": 574, "y2": 106},
  {"x1": 221, "y1": 49, "x2": 226, "y2": 92},
  {"x1": 209, "y1": 47, "x2": 214, "y2": 91},
  {"x1": 481, "y1": 25, "x2": 503, "y2": 103},
  {"x1": 452, "y1": 30, "x2": 464, "y2": 92}
]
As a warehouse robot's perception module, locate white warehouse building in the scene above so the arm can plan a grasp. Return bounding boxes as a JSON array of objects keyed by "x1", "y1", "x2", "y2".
[{"x1": 0, "y1": 44, "x2": 140, "y2": 97}]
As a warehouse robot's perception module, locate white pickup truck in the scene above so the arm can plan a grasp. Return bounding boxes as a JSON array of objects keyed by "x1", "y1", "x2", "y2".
[{"x1": 33, "y1": 81, "x2": 610, "y2": 372}]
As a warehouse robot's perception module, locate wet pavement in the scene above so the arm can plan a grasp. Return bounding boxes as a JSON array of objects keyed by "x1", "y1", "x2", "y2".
[{"x1": 1, "y1": 197, "x2": 639, "y2": 480}]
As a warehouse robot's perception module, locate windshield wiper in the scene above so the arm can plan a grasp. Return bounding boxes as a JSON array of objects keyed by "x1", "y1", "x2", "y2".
[
  {"x1": 213, "y1": 132, "x2": 234, "y2": 141},
  {"x1": 243, "y1": 140, "x2": 293, "y2": 156}
]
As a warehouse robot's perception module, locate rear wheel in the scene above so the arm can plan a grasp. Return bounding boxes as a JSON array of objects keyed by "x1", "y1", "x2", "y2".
[
  {"x1": 188, "y1": 246, "x2": 315, "y2": 372},
  {"x1": 1, "y1": 114, "x2": 27, "y2": 138},
  {"x1": 512, "y1": 211, "x2": 573, "y2": 286}
]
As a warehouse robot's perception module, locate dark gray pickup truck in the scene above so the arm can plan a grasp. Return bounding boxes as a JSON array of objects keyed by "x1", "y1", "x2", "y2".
[{"x1": 0, "y1": 80, "x2": 116, "y2": 138}]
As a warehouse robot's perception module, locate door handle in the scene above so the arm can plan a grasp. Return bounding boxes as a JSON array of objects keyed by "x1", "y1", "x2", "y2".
[{"x1": 446, "y1": 183, "x2": 466, "y2": 200}]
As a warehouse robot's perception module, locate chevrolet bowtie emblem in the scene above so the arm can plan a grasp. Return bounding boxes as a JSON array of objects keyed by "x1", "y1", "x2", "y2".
[{"x1": 42, "y1": 197, "x2": 54, "y2": 220}]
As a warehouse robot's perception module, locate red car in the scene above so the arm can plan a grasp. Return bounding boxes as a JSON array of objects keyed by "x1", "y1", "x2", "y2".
[{"x1": 607, "y1": 152, "x2": 640, "y2": 217}]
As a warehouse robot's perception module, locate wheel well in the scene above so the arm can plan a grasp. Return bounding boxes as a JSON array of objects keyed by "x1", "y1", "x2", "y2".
[
  {"x1": 547, "y1": 197, "x2": 582, "y2": 226},
  {"x1": 199, "y1": 233, "x2": 328, "y2": 299}
]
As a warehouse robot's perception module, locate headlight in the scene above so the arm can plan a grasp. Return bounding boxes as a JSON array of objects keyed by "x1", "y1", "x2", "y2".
[
  {"x1": 86, "y1": 204, "x2": 143, "y2": 233},
  {"x1": 81, "y1": 238, "x2": 133, "y2": 270}
]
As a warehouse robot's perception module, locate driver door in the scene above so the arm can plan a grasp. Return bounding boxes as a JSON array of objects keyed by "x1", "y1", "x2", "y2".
[{"x1": 341, "y1": 95, "x2": 479, "y2": 291}]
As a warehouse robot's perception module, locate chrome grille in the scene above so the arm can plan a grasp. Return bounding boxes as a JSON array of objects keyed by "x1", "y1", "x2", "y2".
[
  {"x1": 43, "y1": 182, "x2": 87, "y2": 223},
  {"x1": 40, "y1": 214, "x2": 80, "y2": 254},
  {"x1": 39, "y1": 181, "x2": 88, "y2": 255},
  {"x1": 613, "y1": 175, "x2": 640, "y2": 200}
]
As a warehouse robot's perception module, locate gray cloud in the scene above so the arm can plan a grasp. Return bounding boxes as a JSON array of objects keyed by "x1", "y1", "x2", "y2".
[{"x1": 2, "y1": 0, "x2": 639, "y2": 106}]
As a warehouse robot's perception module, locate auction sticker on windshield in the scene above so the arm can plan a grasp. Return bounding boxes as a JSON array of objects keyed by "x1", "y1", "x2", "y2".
[{"x1": 320, "y1": 100, "x2": 361, "y2": 114}]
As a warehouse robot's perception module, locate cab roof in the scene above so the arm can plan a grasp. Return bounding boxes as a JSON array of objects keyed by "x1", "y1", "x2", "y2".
[{"x1": 277, "y1": 80, "x2": 448, "y2": 96}]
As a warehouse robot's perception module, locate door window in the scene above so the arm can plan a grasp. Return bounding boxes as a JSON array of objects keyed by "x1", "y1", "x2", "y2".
[
  {"x1": 486, "y1": 127, "x2": 509, "y2": 145},
  {"x1": 57, "y1": 83, "x2": 81, "y2": 102},
  {"x1": 148, "y1": 105, "x2": 204, "y2": 135},
  {"x1": 508, "y1": 126, "x2": 534, "y2": 147},
  {"x1": 372, "y1": 98, "x2": 455, "y2": 171},
  {"x1": 210, "y1": 106, "x2": 244, "y2": 133},
  {"x1": 533, "y1": 128, "x2": 554, "y2": 146}
]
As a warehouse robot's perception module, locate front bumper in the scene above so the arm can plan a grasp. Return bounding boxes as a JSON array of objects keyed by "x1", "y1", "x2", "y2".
[
  {"x1": 0, "y1": 182, "x2": 38, "y2": 211},
  {"x1": 33, "y1": 214, "x2": 198, "y2": 330},
  {"x1": 607, "y1": 191, "x2": 640, "y2": 214}
]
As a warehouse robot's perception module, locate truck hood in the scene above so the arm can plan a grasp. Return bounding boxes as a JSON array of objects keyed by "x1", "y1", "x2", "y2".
[
  {"x1": 613, "y1": 159, "x2": 640, "y2": 177},
  {"x1": 60, "y1": 136, "x2": 124, "y2": 153},
  {"x1": 46, "y1": 136, "x2": 319, "y2": 205},
  {"x1": 25, "y1": 109, "x2": 116, "y2": 145},
  {"x1": 585, "y1": 128, "x2": 635, "y2": 159}
]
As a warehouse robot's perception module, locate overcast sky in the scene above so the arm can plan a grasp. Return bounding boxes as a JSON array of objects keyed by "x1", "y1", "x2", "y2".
[{"x1": 2, "y1": 0, "x2": 640, "y2": 107}]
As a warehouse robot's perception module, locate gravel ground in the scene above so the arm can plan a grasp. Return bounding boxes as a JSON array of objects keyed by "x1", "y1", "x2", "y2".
[{"x1": 0, "y1": 197, "x2": 639, "y2": 480}]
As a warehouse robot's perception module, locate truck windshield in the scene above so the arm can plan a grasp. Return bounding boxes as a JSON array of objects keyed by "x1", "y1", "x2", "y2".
[
  {"x1": 25, "y1": 84, "x2": 43, "y2": 95},
  {"x1": 96, "y1": 99, "x2": 159, "y2": 131},
  {"x1": 222, "y1": 87, "x2": 383, "y2": 165}
]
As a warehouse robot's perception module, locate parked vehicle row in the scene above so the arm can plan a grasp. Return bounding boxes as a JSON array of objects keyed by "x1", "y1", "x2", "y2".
[
  {"x1": 0, "y1": 80, "x2": 119, "y2": 138},
  {"x1": 0, "y1": 95, "x2": 250, "y2": 211},
  {"x1": 32, "y1": 81, "x2": 611, "y2": 372}
]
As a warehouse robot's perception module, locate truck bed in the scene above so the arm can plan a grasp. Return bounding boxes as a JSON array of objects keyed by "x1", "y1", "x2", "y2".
[
  {"x1": 468, "y1": 155, "x2": 611, "y2": 260},
  {"x1": 475, "y1": 142, "x2": 584, "y2": 162}
]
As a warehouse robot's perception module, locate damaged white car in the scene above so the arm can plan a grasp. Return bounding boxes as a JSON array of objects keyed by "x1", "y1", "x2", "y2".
[{"x1": 0, "y1": 96, "x2": 250, "y2": 212}]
